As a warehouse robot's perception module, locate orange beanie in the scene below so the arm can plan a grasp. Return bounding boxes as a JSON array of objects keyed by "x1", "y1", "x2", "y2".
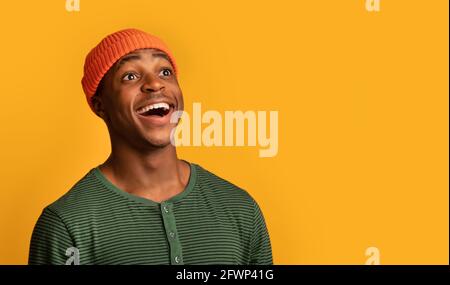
[{"x1": 81, "y1": 28, "x2": 178, "y2": 112}]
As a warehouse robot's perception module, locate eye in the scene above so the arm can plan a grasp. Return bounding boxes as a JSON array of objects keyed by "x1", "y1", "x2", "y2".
[
  {"x1": 159, "y1": 68, "x2": 173, "y2": 77},
  {"x1": 122, "y1": 72, "x2": 139, "y2": 81}
]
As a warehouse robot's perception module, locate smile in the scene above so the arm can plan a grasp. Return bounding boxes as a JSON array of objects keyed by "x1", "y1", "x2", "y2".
[
  {"x1": 135, "y1": 101, "x2": 177, "y2": 127},
  {"x1": 136, "y1": 102, "x2": 173, "y2": 117}
]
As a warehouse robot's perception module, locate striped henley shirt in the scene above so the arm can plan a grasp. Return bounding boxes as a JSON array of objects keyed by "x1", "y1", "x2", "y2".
[{"x1": 29, "y1": 162, "x2": 272, "y2": 265}]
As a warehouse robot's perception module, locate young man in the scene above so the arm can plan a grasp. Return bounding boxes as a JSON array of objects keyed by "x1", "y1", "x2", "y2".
[{"x1": 29, "y1": 29, "x2": 272, "y2": 265}]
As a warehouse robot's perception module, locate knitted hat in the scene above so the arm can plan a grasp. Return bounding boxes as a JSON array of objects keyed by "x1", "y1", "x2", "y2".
[{"x1": 81, "y1": 28, "x2": 178, "y2": 112}]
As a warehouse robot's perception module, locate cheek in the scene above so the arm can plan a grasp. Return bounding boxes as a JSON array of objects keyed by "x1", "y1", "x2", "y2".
[
  {"x1": 106, "y1": 91, "x2": 135, "y2": 123},
  {"x1": 171, "y1": 86, "x2": 184, "y2": 110},
  {"x1": 117, "y1": 84, "x2": 139, "y2": 108}
]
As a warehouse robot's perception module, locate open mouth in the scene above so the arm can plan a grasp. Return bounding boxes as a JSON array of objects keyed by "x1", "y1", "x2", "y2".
[{"x1": 136, "y1": 102, "x2": 174, "y2": 117}]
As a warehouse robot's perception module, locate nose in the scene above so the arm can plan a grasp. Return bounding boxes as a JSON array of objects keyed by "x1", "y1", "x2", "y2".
[{"x1": 141, "y1": 73, "x2": 165, "y2": 93}]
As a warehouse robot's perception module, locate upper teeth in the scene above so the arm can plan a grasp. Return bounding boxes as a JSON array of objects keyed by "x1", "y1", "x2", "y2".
[{"x1": 137, "y1": 102, "x2": 170, "y2": 114}]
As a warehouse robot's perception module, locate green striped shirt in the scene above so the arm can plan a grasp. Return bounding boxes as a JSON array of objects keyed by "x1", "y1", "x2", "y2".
[{"x1": 29, "y1": 162, "x2": 272, "y2": 265}]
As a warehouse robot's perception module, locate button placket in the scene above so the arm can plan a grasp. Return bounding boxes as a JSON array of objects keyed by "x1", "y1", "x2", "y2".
[{"x1": 160, "y1": 202, "x2": 183, "y2": 265}]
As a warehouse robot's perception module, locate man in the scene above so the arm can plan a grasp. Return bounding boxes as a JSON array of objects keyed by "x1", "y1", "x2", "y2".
[{"x1": 29, "y1": 28, "x2": 272, "y2": 265}]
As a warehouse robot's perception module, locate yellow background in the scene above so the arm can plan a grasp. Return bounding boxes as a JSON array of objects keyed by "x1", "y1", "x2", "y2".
[{"x1": 0, "y1": 0, "x2": 448, "y2": 264}]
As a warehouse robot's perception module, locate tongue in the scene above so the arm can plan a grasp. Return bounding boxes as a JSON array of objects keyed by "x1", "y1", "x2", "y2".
[{"x1": 144, "y1": 108, "x2": 170, "y2": 117}]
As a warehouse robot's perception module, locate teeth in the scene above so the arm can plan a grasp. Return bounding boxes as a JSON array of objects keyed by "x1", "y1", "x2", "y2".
[{"x1": 137, "y1": 102, "x2": 171, "y2": 114}]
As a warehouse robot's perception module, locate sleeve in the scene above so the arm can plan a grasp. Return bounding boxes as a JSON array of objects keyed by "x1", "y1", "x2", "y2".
[
  {"x1": 249, "y1": 199, "x2": 273, "y2": 265},
  {"x1": 28, "y1": 207, "x2": 75, "y2": 265}
]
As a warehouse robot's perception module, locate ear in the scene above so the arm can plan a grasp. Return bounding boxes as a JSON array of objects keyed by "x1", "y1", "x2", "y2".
[{"x1": 91, "y1": 95, "x2": 106, "y2": 119}]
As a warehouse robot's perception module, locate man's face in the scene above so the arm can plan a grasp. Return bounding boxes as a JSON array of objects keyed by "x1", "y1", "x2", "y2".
[{"x1": 93, "y1": 48, "x2": 183, "y2": 149}]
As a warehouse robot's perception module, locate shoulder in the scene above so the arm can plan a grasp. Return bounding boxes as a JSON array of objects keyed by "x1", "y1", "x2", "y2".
[
  {"x1": 44, "y1": 168, "x2": 111, "y2": 219},
  {"x1": 192, "y1": 163, "x2": 258, "y2": 209}
]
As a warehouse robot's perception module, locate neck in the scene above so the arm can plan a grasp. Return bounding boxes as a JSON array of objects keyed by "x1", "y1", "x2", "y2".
[{"x1": 99, "y1": 138, "x2": 190, "y2": 202}]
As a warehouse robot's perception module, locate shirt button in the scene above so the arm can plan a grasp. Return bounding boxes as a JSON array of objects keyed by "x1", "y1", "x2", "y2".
[
  {"x1": 169, "y1": 232, "x2": 175, "y2": 238},
  {"x1": 174, "y1": 256, "x2": 180, "y2": 263},
  {"x1": 163, "y1": 206, "x2": 169, "y2": 213}
]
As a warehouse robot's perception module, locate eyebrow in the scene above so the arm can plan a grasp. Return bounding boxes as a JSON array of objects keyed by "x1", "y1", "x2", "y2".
[
  {"x1": 115, "y1": 51, "x2": 171, "y2": 70},
  {"x1": 152, "y1": 52, "x2": 171, "y2": 63},
  {"x1": 116, "y1": 54, "x2": 141, "y2": 69}
]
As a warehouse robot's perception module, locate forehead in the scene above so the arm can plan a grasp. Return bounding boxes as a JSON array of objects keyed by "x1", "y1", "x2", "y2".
[{"x1": 114, "y1": 48, "x2": 171, "y2": 70}]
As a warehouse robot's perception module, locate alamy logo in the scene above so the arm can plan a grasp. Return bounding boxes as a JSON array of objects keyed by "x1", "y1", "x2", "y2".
[
  {"x1": 66, "y1": 0, "x2": 80, "y2": 12},
  {"x1": 365, "y1": 0, "x2": 381, "y2": 12},
  {"x1": 169, "y1": 103, "x2": 279, "y2": 158},
  {"x1": 65, "y1": 247, "x2": 80, "y2": 265},
  {"x1": 365, "y1": 246, "x2": 381, "y2": 265}
]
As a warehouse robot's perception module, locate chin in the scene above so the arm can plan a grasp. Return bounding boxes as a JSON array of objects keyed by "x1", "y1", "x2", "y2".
[
  {"x1": 144, "y1": 134, "x2": 172, "y2": 149},
  {"x1": 135, "y1": 125, "x2": 175, "y2": 149}
]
